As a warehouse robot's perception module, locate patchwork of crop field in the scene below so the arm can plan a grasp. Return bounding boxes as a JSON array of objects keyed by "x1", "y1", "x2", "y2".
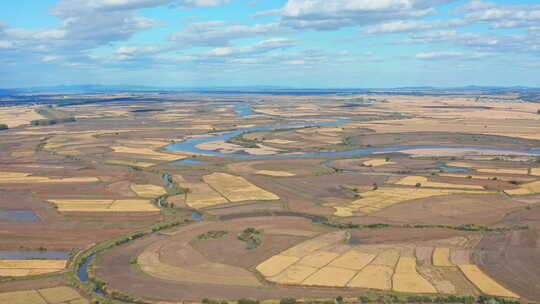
[
  {"x1": 178, "y1": 181, "x2": 229, "y2": 209},
  {"x1": 446, "y1": 162, "x2": 540, "y2": 175},
  {"x1": 504, "y1": 180, "x2": 540, "y2": 195},
  {"x1": 111, "y1": 146, "x2": 185, "y2": 161},
  {"x1": 202, "y1": 173, "x2": 280, "y2": 202},
  {"x1": 0, "y1": 259, "x2": 67, "y2": 277},
  {"x1": 106, "y1": 159, "x2": 156, "y2": 168},
  {"x1": 438, "y1": 173, "x2": 537, "y2": 182},
  {"x1": 255, "y1": 170, "x2": 296, "y2": 177},
  {"x1": 3, "y1": 94, "x2": 540, "y2": 302},
  {"x1": 130, "y1": 184, "x2": 166, "y2": 198},
  {"x1": 47, "y1": 199, "x2": 159, "y2": 212},
  {"x1": 257, "y1": 232, "x2": 518, "y2": 297},
  {"x1": 0, "y1": 286, "x2": 87, "y2": 304},
  {"x1": 363, "y1": 159, "x2": 396, "y2": 167},
  {"x1": 396, "y1": 176, "x2": 484, "y2": 189},
  {"x1": 0, "y1": 172, "x2": 99, "y2": 184},
  {"x1": 0, "y1": 106, "x2": 44, "y2": 128},
  {"x1": 327, "y1": 186, "x2": 490, "y2": 216}
]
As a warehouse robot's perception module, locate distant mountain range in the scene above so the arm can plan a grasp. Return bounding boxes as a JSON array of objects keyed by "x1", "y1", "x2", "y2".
[{"x1": 1, "y1": 84, "x2": 539, "y2": 94}]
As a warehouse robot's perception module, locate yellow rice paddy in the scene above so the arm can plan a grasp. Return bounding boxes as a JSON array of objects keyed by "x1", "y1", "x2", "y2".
[
  {"x1": 396, "y1": 176, "x2": 484, "y2": 190},
  {"x1": 363, "y1": 159, "x2": 396, "y2": 167},
  {"x1": 393, "y1": 257, "x2": 437, "y2": 294},
  {"x1": 130, "y1": 184, "x2": 166, "y2": 198},
  {"x1": 255, "y1": 170, "x2": 296, "y2": 177},
  {"x1": 0, "y1": 286, "x2": 88, "y2": 304},
  {"x1": 0, "y1": 172, "x2": 99, "y2": 184},
  {"x1": 504, "y1": 180, "x2": 540, "y2": 195},
  {"x1": 47, "y1": 199, "x2": 159, "y2": 212},
  {"x1": 256, "y1": 232, "x2": 519, "y2": 296},
  {"x1": 459, "y1": 265, "x2": 519, "y2": 298},
  {"x1": 179, "y1": 182, "x2": 229, "y2": 209},
  {"x1": 202, "y1": 172, "x2": 280, "y2": 202},
  {"x1": 111, "y1": 146, "x2": 185, "y2": 161},
  {"x1": 432, "y1": 248, "x2": 455, "y2": 267},
  {"x1": 0, "y1": 260, "x2": 67, "y2": 277},
  {"x1": 330, "y1": 186, "x2": 488, "y2": 216}
]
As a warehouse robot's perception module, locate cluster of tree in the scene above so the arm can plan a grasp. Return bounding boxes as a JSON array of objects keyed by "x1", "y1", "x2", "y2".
[
  {"x1": 30, "y1": 117, "x2": 76, "y2": 126},
  {"x1": 0, "y1": 124, "x2": 8, "y2": 130}
]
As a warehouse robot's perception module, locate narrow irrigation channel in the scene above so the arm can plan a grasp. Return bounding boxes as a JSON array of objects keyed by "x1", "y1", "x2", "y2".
[{"x1": 74, "y1": 171, "x2": 202, "y2": 303}]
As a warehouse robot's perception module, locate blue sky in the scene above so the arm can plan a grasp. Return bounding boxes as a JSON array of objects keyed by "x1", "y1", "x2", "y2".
[{"x1": 0, "y1": 0, "x2": 539, "y2": 88}]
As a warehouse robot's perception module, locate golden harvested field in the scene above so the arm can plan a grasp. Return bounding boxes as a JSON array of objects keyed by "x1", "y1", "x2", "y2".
[
  {"x1": 267, "y1": 264, "x2": 319, "y2": 285},
  {"x1": 328, "y1": 187, "x2": 489, "y2": 216},
  {"x1": 363, "y1": 159, "x2": 396, "y2": 167},
  {"x1": 302, "y1": 266, "x2": 357, "y2": 287},
  {"x1": 458, "y1": 265, "x2": 519, "y2": 298},
  {"x1": 371, "y1": 249, "x2": 401, "y2": 267},
  {"x1": 504, "y1": 180, "x2": 540, "y2": 195},
  {"x1": 432, "y1": 248, "x2": 454, "y2": 267},
  {"x1": 446, "y1": 163, "x2": 533, "y2": 176},
  {"x1": 106, "y1": 159, "x2": 156, "y2": 168},
  {"x1": 347, "y1": 265, "x2": 393, "y2": 290},
  {"x1": 179, "y1": 182, "x2": 228, "y2": 209},
  {"x1": 0, "y1": 172, "x2": 99, "y2": 184},
  {"x1": 47, "y1": 199, "x2": 159, "y2": 212},
  {"x1": 396, "y1": 176, "x2": 484, "y2": 190},
  {"x1": 531, "y1": 168, "x2": 540, "y2": 176},
  {"x1": 477, "y1": 168, "x2": 530, "y2": 175},
  {"x1": 347, "y1": 116, "x2": 540, "y2": 141},
  {"x1": 256, "y1": 232, "x2": 518, "y2": 296},
  {"x1": 0, "y1": 106, "x2": 44, "y2": 128},
  {"x1": 298, "y1": 251, "x2": 341, "y2": 268},
  {"x1": 393, "y1": 257, "x2": 437, "y2": 294},
  {"x1": 130, "y1": 184, "x2": 166, "y2": 198},
  {"x1": 0, "y1": 290, "x2": 47, "y2": 304},
  {"x1": 257, "y1": 255, "x2": 300, "y2": 277},
  {"x1": 202, "y1": 173, "x2": 280, "y2": 202},
  {"x1": 111, "y1": 146, "x2": 185, "y2": 161},
  {"x1": 328, "y1": 250, "x2": 375, "y2": 271},
  {"x1": 255, "y1": 170, "x2": 296, "y2": 177},
  {"x1": 0, "y1": 286, "x2": 87, "y2": 304},
  {"x1": 0, "y1": 259, "x2": 67, "y2": 277},
  {"x1": 439, "y1": 173, "x2": 536, "y2": 182}
]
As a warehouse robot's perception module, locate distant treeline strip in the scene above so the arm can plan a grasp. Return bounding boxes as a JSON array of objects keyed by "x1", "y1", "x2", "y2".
[
  {"x1": 31, "y1": 105, "x2": 76, "y2": 126},
  {"x1": 323, "y1": 221, "x2": 530, "y2": 233}
]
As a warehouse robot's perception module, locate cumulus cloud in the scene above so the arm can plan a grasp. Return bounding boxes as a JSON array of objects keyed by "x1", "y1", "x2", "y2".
[
  {"x1": 414, "y1": 51, "x2": 495, "y2": 60},
  {"x1": 277, "y1": 0, "x2": 457, "y2": 30},
  {"x1": 207, "y1": 38, "x2": 299, "y2": 57},
  {"x1": 168, "y1": 21, "x2": 287, "y2": 47},
  {"x1": 172, "y1": 0, "x2": 231, "y2": 9}
]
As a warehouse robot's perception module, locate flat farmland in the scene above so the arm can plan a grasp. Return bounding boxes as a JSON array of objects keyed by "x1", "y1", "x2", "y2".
[{"x1": 1, "y1": 92, "x2": 539, "y2": 303}]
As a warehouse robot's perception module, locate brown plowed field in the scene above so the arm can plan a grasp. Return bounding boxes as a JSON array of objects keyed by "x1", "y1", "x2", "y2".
[
  {"x1": 96, "y1": 217, "x2": 367, "y2": 301},
  {"x1": 474, "y1": 230, "x2": 540, "y2": 301}
]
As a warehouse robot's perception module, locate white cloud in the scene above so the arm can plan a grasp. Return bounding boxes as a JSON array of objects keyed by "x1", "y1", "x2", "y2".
[
  {"x1": 0, "y1": 40, "x2": 13, "y2": 48},
  {"x1": 277, "y1": 0, "x2": 457, "y2": 30},
  {"x1": 168, "y1": 21, "x2": 286, "y2": 47},
  {"x1": 414, "y1": 51, "x2": 495, "y2": 60},
  {"x1": 173, "y1": 0, "x2": 231, "y2": 9},
  {"x1": 415, "y1": 51, "x2": 463, "y2": 59}
]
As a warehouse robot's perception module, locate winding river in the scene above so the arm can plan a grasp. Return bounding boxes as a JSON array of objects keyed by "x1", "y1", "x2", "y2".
[{"x1": 166, "y1": 117, "x2": 540, "y2": 158}]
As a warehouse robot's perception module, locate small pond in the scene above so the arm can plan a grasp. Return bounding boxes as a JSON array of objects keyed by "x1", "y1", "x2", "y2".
[
  {"x1": 0, "y1": 210, "x2": 41, "y2": 222},
  {"x1": 0, "y1": 251, "x2": 69, "y2": 260}
]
